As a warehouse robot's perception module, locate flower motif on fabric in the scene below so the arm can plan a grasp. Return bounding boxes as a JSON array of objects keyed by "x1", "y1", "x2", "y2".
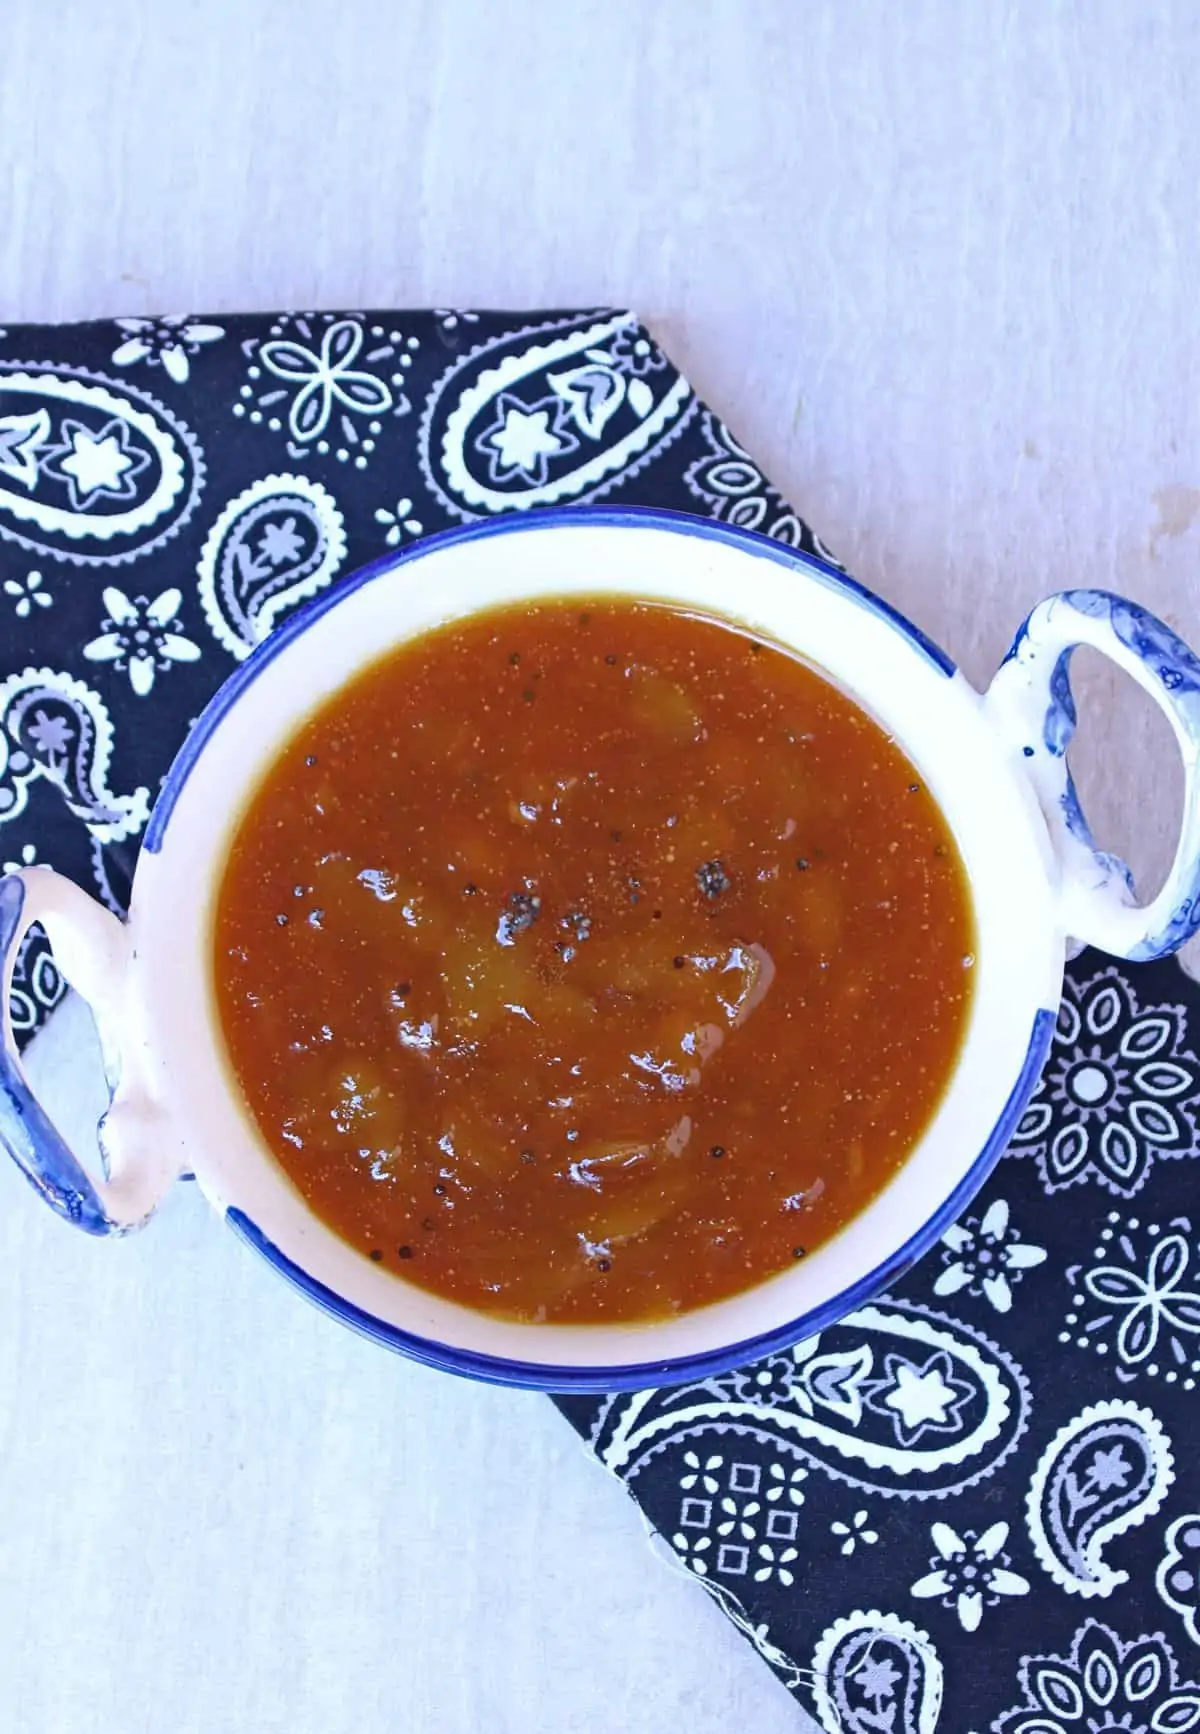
[
  {"x1": 830, "y1": 1510, "x2": 879, "y2": 1556},
  {"x1": 474, "y1": 391, "x2": 581, "y2": 486},
  {"x1": 861, "y1": 1348, "x2": 975, "y2": 1446},
  {"x1": 670, "y1": 1526, "x2": 713, "y2": 1577},
  {"x1": 935, "y1": 1196, "x2": 1047, "y2": 1312},
  {"x1": 1010, "y1": 965, "x2": 1200, "y2": 1198},
  {"x1": 717, "y1": 1490, "x2": 763, "y2": 1544},
  {"x1": 678, "y1": 1450, "x2": 723, "y2": 1496},
  {"x1": 671, "y1": 1456, "x2": 804, "y2": 1586},
  {"x1": 750, "y1": 1540, "x2": 800, "y2": 1587},
  {"x1": 237, "y1": 315, "x2": 414, "y2": 467},
  {"x1": 1158, "y1": 1514, "x2": 1200, "y2": 1646},
  {"x1": 374, "y1": 496, "x2": 424, "y2": 547},
  {"x1": 730, "y1": 1354, "x2": 803, "y2": 1406},
  {"x1": 1065, "y1": 1213, "x2": 1200, "y2": 1386},
  {"x1": 608, "y1": 327, "x2": 668, "y2": 376},
  {"x1": 83, "y1": 586, "x2": 202, "y2": 697},
  {"x1": 992, "y1": 1618, "x2": 1200, "y2": 1733},
  {"x1": 764, "y1": 1460, "x2": 809, "y2": 1508},
  {"x1": 111, "y1": 316, "x2": 225, "y2": 384},
  {"x1": 40, "y1": 416, "x2": 151, "y2": 509},
  {"x1": 3, "y1": 569, "x2": 50, "y2": 618},
  {"x1": 24, "y1": 710, "x2": 72, "y2": 759},
  {"x1": 910, "y1": 1520, "x2": 1029, "y2": 1633},
  {"x1": 684, "y1": 410, "x2": 842, "y2": 561}
]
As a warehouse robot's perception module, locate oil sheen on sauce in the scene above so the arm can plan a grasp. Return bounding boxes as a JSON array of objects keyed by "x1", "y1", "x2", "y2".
[{"x1": 213, "y1": 598, "x2": 975, "y2": 1324}]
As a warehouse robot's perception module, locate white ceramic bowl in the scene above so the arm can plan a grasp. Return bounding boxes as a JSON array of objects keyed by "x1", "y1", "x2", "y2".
[{"x1": 3, "y1": 509, "x2": 1200, "y2": 1391}]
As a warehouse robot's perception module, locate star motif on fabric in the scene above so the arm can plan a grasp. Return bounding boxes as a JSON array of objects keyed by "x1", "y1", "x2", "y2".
[
  {"x1": 862, "y1": 1349, "x2": 975, "y2": 1445},
  {"x1": 0, "y1": 409, "x2": 51, "y2": 490},
  {"x1": 1085, "y1": 1444, "x2": 1131, "y2": 1492},
  {"x1": 474, "y1": 391, "x2": 580, "y2": 485},
  {"x1": 256, "y1": 517, "x2": 307, "y2": 567},
  {"x1": 853, "y1": 1655, "x2": 901, "y2": 1701},
  {"x1": 41, "y1": 417, "x2": 151, "y2": 509}
]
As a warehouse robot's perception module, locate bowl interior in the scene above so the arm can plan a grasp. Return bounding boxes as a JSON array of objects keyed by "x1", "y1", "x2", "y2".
[{"x1": 131, "y1": 512, "x2": 1063, "y2": 1387}]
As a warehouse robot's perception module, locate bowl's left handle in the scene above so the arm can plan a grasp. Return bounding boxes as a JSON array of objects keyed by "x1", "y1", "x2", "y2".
[{"x1": 0, "y1": 866, "x2": 177, "y2": 1235}]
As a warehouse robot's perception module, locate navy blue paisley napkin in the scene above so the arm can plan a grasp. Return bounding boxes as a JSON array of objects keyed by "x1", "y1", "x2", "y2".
[{"x1": 2, "y1": 308, "x2": 1198, "y2": 1734}]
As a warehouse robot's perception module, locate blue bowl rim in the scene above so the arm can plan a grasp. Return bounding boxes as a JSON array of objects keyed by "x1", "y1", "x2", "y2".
[{"x1": 148, "y1": 502, "x2": 1045, "y2": 1392}]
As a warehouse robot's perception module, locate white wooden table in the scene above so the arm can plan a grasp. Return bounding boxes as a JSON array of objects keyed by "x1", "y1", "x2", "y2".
[{"x1": 2, "y1": 4, "x2": 1198, "y2": 1729}]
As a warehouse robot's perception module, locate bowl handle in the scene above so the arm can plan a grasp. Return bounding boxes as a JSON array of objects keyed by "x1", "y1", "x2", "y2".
[
  {"x1": 0, "y1": 866, "x2": 178, "y2": 1234},
  {"x1": 984, "y1": 589, "x2": 1200, "y2": 960}
]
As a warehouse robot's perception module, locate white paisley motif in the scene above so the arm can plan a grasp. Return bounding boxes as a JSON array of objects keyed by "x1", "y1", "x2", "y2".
[
  {"x1": 419, "y1": 312, "x2": 695, "y2": 518},
  {"x1": 993, "y1": 1617, "x2": 1200, "y2": 1733},
  {"x1": 1025, "y1": 1398, "x2": 1174, "y2": 1598},
  {"x1": 196, "y1": 473, "x2": 347, "y2": 660},
  {"x1": 595, "y1": 1302, "x2": 1029, "y2": 1500},
  {"x1": 0, "y1": 364, "x2": 203, "y2": 564},
  {"x1": 1158, "y1": 1514, "x2": 1200, "y2": 1647},
  {"x1": 811, "y1": 1609, "x2": 942, "y2": 1734},
  {"x1": 0, "y1": 667, "x2": 149, "y2": 842}
]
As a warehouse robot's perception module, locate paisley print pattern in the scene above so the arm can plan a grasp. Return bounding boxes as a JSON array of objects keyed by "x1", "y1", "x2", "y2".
[
  {"x1": 235, "y1": 314, "x2": 412, "y2": 466},
  {"x1": 685, "y1": 410, "x2": 843, "y2": 564},
  {"x1": 2, "y1": 309, "x2": 1199, "y2": 1731},
  {"x1": 992, "y1": 1618, "x2": 1200, "y2": 1733},
  {"x1": 811, "y1": 1610, "x2": 943, "y2": 1733},
  {"x1": 1025, "y1": 1400, "x2": 1175, "y2": 1597},
  {"x1": 595, "y1": 1302, "x2": 1030, "y2": 1499},
  {"x1": 196, "y1": 473, "x2": 347, "y2": 659},
  {"x1": 418, "y1": 311, "x2": 697, "y2": 517},
  {"x1": 1064, "y1": 1212, "x2": 1200, "y2": 1388},
  {"x1": 1010, "y1": 964, "x2": 1200, "y2": 1198},
  {"x1": 0, "y1": 362, "x2": 204, "y2": 564},
  {"x1": 0, "y1": 667, "x2": 149, "y2": 841}
]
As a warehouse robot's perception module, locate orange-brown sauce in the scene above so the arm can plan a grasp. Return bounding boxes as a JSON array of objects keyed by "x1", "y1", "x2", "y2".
[{"x1": 213, "y1": 599, "x2": 974, "y2": 1323}]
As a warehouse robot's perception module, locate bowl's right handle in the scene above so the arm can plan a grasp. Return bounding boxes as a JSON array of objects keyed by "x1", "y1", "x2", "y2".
[
  {"x1": 0, "y1": 866, "x2": 177, "y2": 1234},
  {"x1": 984, "y1": 588, "x2": 1200, "y2": 961}
]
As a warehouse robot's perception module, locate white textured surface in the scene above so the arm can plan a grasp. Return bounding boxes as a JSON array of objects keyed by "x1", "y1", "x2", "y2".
[{"x1": 3, "y1": 2, "x2": 1200, "y2": 1729}]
